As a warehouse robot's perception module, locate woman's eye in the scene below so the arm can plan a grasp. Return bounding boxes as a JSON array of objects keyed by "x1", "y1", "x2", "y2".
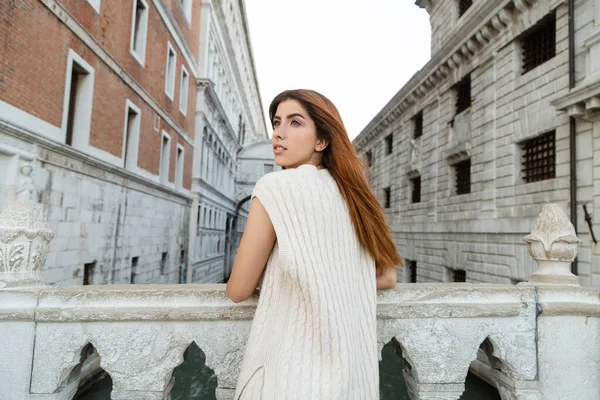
[
  {"x1": 272, "y1": 120, "x2": 280, "y2": 127},
  {"x1": 291, "y1": 120, "x2": 300, "y2": 126}
]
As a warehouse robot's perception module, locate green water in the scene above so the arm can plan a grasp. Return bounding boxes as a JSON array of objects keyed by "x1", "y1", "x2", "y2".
[{"x1": 74, "y1": 341, "x2": 500, "y2": 399}]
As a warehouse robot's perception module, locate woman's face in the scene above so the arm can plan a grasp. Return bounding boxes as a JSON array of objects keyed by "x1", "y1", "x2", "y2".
[{"x1": 271, "y1": 99, "x2": 327, "y2": 169}]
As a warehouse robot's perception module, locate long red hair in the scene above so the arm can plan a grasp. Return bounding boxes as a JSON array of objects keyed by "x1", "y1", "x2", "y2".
[{"x1": 269, "y1": 89, "x2": 403, "y2": 275}]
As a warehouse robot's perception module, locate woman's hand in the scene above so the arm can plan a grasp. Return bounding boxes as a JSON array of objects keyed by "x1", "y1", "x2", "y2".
[
  {"x1": 226, "y1": 198, "x2": 276, "y2": 303},
  {"x1": 376, "y1": 267, "x2": 397, "y2": 290}
]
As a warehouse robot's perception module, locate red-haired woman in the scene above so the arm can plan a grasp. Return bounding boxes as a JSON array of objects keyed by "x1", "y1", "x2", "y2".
[{"x1": 226, "y1": 89, "x2": 403, "y2": 399}]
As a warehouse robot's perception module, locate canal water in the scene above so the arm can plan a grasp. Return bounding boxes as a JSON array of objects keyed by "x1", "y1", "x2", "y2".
[{"x1": 74, "y1": 341, "x2": 501, "y2": 399}]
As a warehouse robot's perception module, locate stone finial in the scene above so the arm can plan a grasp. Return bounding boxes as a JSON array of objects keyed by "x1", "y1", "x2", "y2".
[
  {"x1": 523, "y1": 204, "x2": 581, "y2": 286},
  {"x1": 0, "y1": 201, "x2": 54, "y2": 288}
]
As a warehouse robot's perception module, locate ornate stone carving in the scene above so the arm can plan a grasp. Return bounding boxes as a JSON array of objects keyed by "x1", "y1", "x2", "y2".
[
  {"x1": 0, "y1": 201, "x2": 54, "y2": 288},
  {"x1": 523, "y1": 204, "x2": 581, "y2": 286}
]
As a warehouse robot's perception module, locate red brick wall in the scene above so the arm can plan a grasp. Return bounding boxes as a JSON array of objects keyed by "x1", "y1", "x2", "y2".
[{"x1": 0, "y1": 0, "x2": 199, "y2": 190}]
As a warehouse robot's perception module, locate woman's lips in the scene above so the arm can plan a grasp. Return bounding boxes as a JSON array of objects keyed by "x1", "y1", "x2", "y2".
[{"x1": 273, "y1": 145, "x2": 287, "y2": 154}]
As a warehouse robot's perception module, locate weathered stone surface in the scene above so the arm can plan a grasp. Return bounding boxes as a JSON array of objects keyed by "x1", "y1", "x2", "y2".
[
  {"x1": 523, "y1": 204, "x2": 581, "y2": 286},
  {"x1": 0, "y1": 282, "x2": 596, "y2": 399},
  {"x1": 0, "y1": 201, "x2": 54, "y2": 288}
]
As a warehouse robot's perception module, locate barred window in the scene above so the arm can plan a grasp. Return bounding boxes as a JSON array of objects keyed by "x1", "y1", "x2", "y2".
[
  {"x1": 409, "y1": 260, "x2": 417, "y2": 283},
  {"x1": 455, "y1": 74, "x2": 471, "y2": 115},
  {"x1": 459, "y1": 0, "x2": 473, "y2": 17},
  {"x1": 453, "y1": 269, "x2": 466, "y2": 282},
  {"x1": 384, "y1": 187, "x2": 391, "y2": 209},
  {"x1": 365, "y1": 150, "x2": 372, "y2": 167},
  {"x1": 410, "y1": 176, "x2": 421, "y2": 204},
  {"x1": 521, "y1": 131, "x2": 555, "y2": 183},
  {"x1": 521, "y1": 12, "x2": 556, "y2": 74},
  {"x1": 385, "y1": 134, "x2": 393, "y2": 155},
  {"x1": 413, "y1": 111, "x2": 423, "y2": 139},
  {"x1": 455, "y1": 159, "x2": 471, "y2": 195}
]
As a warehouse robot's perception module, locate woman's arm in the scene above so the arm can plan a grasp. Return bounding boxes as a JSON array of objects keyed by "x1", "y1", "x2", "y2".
[
  {"x1": 376, "y1": 267, "x2": 397, "y2": 290},
  {"x1": 226, "y1": 198, "x2": 276, "y2": 303}
]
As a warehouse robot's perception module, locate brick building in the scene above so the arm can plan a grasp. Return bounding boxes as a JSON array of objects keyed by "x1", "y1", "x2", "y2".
[
  {"x1": 354, "y1": 0, "x2": 600, "y2": 287},
  {"x1": 0, "y1": 0, "x2": 268, "y2": 286}
]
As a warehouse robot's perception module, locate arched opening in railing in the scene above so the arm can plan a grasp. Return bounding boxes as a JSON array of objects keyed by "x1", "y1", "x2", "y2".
[
  {"x1": 71, "y1": 343, "x2": 113, "y2": 399},
  {"x1": 170, "y1": 341, "x2": 218, "y2": 400},
  {"x1": 379, "y1": 337, "x2": 411, "y2": 399},
  {"x1": 460, "y1": 337, "x2": 503, "y2": 399}
]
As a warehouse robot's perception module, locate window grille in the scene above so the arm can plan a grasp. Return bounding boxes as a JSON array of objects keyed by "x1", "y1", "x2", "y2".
[
  {"x1": 521, "y1": 131, "x2": 555, "y2": 183},
  {"x1": 453, "y1": 269, "x2": 466, "y2": 282},
  {"x1": 384, "y1": 187, "x2": 391, "y2": 209},
  {"x1": 411, "y1": 176, "x2": 421, "y2": 204},
  {"x1": 385, "y1": 134, "x2": 393, "y2": 155},
  {"x1": 413, "y1": 112, "x2": 423, "y2": 139},
  {"x1": 459, "y1": 0, "x2": 473, "y2": 17},
  {"x1": 455, "y1": 159, "x2": 471, "y2": 195},
  {"x1": 455, "y1": 74, "x2": 471, "y2": 115},
  {"x1": 409, "y1": 261, "x2": 417, "y2": 283},
  {"x1": 522, "y1": 12, "x2": 556, "y2": 74}
]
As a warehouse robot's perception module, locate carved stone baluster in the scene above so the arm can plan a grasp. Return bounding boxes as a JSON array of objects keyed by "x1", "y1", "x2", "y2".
[{"x1": 0, "y1": 201, "x2": 54, "y2": 288}]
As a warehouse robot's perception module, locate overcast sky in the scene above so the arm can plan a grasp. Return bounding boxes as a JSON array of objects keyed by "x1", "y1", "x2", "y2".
[{"x1": 244, "y1": 0, "x2": 432, "y2": 140}]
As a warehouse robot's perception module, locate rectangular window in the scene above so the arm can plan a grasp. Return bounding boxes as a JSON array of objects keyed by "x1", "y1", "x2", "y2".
[
  {"x1": 63, "y1": 51, "x2": 94, "y2": 149},
  {"x1": 83, "y1": 262, "x2": 96, "y2": 285},
  {"x1": 130, "y1": 256, "x2": 139, "y2": 284},
  {"x1": 458, "y1": 0, "x2": 473, "y2": 17},
  {"x1": 365, "y1": 150, "x2": 372, "y2": 167},
  {"x1": 521, "y1": 131, "x2": 555, "y2": 183},
  {"x1": 384, "y1": 187, "x2": 391, "y2": 209},
  {"x1": 160, "y1": 252, "x2": 168, "y2": 275},
  {"x1": 453, "y1": 269, "x2": 466, "y2": 282},
  {"x1": 413, "y1": 111, "x2": 423, "y2": 139},
  {"x1": 385, "y1": 134, "x2": 393, "y2": 155},
  {"x1": 160, "y1": 132, "x2": 171, "y2": 184},
  {"x1": 165, "y1": 42, "x2": 177, "y2": 99},
  {"x1": 455, "y1": 73, "x2": 471, "y2": 115},
  {"x1": 130, "y1": 0, "x2": 149, "y2": 66},
  {"x1": 179, "y1": 249, "x2": 186, "y2": 284},
  {"x1": 175, "y1": 144, "x2": 184, "y2": 189},
  {"x1": 123, "y1": 101, "x2": 141, "y2": 171},
  {"x1": 409, "y1": 260, "x2": 417, "y2": 283},
  {"x1": 455, "y1": 159, "x2": 471, "y2": 195},
  {"x1": 410, "y1": 176, "x2": 421, "y2": 204},
  {"x1": 521, "y1": 12, "x2": 556, "y2": 74},
  {"x1": 179, "y1": 66, "x2": 189, "y2": 115}
]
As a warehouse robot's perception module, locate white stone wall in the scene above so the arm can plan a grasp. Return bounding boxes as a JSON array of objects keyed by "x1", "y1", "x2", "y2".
[
  {"x1": 357, "y1": 0, "x2": 600, "y2": 286},
  {"x1": 0, "y1": 127, "x2": 191, "y2": 286}
]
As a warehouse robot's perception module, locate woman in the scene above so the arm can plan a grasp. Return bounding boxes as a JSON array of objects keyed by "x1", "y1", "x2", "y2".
[{"x1": 226, "y1": 89, "x2": 402, "y2": 399}]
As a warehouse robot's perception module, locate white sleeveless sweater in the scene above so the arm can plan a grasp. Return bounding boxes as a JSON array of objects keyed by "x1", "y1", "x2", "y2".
[{"x1": 234, "y1": 164, "x2": 379, "y2": 400}]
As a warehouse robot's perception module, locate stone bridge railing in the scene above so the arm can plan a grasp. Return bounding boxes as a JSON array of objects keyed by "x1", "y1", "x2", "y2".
[{"x1": 0, "y1": 202, "x2": 599, "y2": 400}]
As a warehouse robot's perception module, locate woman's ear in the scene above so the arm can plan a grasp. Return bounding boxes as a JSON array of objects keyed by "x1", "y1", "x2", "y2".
[{"x1": 315, "y1": 139, "x2": 329, "y2": 153}]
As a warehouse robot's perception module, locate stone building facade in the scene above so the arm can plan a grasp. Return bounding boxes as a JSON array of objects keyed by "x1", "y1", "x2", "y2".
[
  {"x1": 188, "y1": 0, "x2": 268, "y2": 283},
  {"x1": 355, "y1": 0, "x2": 600, "y2": 287}
]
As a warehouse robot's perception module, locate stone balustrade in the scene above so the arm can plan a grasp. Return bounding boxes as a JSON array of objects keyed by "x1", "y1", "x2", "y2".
[{"x1": 0, "y1": 202, "x2": 599, "y2": 400}]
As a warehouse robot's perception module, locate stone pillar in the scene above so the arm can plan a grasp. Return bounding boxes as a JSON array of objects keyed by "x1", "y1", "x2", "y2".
[
  {"x1": 522, "y1": 204, "x2": 600, "y2": 400},
  {"x1": 0, "y1": 202, "x2": 54, "y2": 399}
]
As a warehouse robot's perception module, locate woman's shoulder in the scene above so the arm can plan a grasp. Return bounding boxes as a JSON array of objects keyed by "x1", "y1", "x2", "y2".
[{"x1": 256, "y1": 165, "x2": 325, "y2": 188}]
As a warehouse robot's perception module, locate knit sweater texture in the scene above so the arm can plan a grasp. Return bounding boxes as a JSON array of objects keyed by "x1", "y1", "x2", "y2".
[{"x1": 233, "y1": 164, "x2": 379, "y2": 400}]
